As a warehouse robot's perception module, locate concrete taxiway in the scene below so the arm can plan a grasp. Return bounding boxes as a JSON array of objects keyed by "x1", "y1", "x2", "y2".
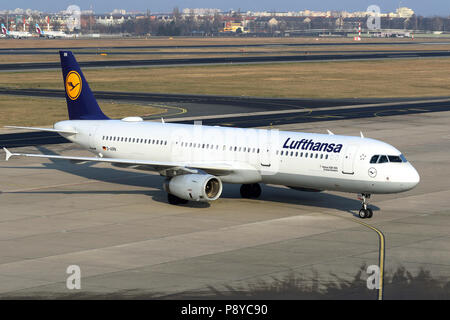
[{"x1": 0, "y1": 110, "x2": 449, "y2": 298}]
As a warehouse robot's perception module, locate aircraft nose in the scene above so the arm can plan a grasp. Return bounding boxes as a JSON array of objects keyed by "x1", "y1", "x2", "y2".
[{"x1": 401, "y1": 165, "x2": 420, "y2": 191}]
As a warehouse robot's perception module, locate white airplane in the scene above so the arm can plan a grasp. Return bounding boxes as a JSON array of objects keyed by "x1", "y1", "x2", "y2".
[
  {"x1": 1, "y1": 23, "x2": 32, "y2": 39},
  {"x1": 35, "y1": 23, "x2": 70, "y2": 38},
  {"x1": 3, "y1": 51, "x2": 420, "y2": 219}
]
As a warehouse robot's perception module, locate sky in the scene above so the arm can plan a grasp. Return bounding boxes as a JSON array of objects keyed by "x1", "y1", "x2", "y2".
[{"x1": 1, "y1": 0, "x2": 448, "y2": 16}]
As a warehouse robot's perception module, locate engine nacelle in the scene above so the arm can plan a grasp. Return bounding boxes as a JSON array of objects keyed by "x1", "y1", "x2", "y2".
[{"x1": 163, "y1": 174, "x2": 223, "y2": 202}]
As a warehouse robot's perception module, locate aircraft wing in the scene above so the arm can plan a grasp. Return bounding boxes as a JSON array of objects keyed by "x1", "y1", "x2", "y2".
[{"x1": 3, "y1": 148, "x2": 235, "y2": 176}]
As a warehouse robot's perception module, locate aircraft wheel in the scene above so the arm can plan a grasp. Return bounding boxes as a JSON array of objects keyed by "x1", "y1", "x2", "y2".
[
  {"x1": 366, "y1": 208, "x2": 373, "y2": 219},
  {"x1": 249, "y1": 183, "x2": 261, "y2": 198},
  {"x1": 167, "y1": 193, "x2": 188, "y2": 205},
  {"x1": 240, "y1": 183, "x2": 261, "y2": 199},
  {"x1": 359, "y1": 209, "x2": 368, "y2": 219}
]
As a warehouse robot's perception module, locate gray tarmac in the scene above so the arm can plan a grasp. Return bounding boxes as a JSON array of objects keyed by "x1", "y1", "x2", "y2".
[{"x1": 0, "y1": 110, "x2": 449, "y2": 299}]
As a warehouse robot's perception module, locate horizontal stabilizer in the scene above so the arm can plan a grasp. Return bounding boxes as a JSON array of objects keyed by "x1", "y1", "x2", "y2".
[{"x1": 4, "y1": 126, "x2": 77, "y2": 134}]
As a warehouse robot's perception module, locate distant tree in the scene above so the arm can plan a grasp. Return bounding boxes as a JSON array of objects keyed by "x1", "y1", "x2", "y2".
[{"x1": 431, "y1": 16, "x2": 444, "y2": 31}]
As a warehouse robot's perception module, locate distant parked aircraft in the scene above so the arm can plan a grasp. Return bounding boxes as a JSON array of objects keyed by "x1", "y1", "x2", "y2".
[
  {"x1": 35, "y1": 23, "x2": 70, "y2": 38},
  {"x1": 1, "y1": 23, "x2": 32, "y2": 39}
]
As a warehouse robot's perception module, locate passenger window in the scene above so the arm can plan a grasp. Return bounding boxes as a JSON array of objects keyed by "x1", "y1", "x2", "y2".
[
  {"x1": 378, "y1": 155, "x2": 388, "y2": 163},
  {"x1": 370, "y1": 155, "x2": 379, "y2": 164}
]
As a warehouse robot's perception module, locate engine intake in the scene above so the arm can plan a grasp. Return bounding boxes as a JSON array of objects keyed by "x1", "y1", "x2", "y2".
[{"x1": 164, "y1": 174, "x2": 223, "y2": 202}]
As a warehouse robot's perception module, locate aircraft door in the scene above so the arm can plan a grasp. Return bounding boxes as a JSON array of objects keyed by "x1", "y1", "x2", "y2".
[
  {"x1": 259, "y1": 131, "x2": 271, "y2": 167},
  {"x1": 88, "y1": 126, "x2": 98, "y2": 151},
  {"x1": 342, "y1": 144, "x2": 358, "y2": 175}
]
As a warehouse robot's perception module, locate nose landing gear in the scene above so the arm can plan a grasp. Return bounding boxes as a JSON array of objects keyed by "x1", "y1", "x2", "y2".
[{"x1": 358, "y1": 193, "x2": 373, "y2": 219}]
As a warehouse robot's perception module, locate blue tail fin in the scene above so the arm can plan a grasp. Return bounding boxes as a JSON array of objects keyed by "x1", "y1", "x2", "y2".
[{"x1": 59, "y1": 51, "x2": 109, "y2": 120}]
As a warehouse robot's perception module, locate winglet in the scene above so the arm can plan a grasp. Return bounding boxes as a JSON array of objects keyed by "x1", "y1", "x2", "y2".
[{"x1": 4, "y1": 148, "x2": 12, "y2": 161}]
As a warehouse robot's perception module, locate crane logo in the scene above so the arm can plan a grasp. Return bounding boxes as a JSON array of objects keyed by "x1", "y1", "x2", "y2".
[{"x1": 65, "y1": 71, "x2": 82, "y2": 100}]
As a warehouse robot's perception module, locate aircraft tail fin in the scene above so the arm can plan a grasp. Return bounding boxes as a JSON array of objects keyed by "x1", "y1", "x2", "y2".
[
  {"x1": 59, "y1": 51, "x2": 109, "y2": 120},
  {"x1": 35, "y1": 23, "x2": 42, "y2": 35}
]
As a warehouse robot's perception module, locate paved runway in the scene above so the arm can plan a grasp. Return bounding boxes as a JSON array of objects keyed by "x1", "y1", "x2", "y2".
[
  {"x1": 0, "y1": 110, "x2": 449, "y2": 299},
  {"x1": 2, "y1": 51, "x2": 450, "y2": 71}
]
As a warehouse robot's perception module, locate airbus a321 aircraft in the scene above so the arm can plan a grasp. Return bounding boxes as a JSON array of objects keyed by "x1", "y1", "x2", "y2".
[{"x1": 3, "y1": 51, "x2": 420, "y2": 219}]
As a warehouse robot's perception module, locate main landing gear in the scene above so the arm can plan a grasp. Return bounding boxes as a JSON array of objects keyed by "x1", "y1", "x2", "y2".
[
  {"x1": 240, "y1": 183, "x2": 262, "y2": 199},
  {"x1": 358, "y1": 193, "x2": 373, "y2": 219}
]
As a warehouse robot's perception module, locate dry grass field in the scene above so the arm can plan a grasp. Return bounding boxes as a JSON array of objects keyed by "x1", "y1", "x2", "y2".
[
  {"x1": 0, "y1": 37, "x2": 422, "y2": 49},
  {"x1": 0, "y1": 96, "x2": 164, "y2": 126},
  {"x1": 1, "y1": 58, "x2": 449, "y2": 99}
]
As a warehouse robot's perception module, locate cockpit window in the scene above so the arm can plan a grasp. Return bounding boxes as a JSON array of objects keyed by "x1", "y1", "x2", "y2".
[
  {"x1": 388, "y1": 155, "x2": 403, "y2": 163},
  {"x1": 378, "y1": 155, "x2": 389, "y2": 163},
  {"x1": 370, "y1": 154, "x2": 407, "y2": 163},
  {"x1": 370, "y1": 155, "x2": 379, "y2": 164}
]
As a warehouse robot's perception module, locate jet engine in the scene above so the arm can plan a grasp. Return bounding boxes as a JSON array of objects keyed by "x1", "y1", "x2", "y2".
[{"x1": 164, "y1": 174, "x2": 223, "y2": 202}]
